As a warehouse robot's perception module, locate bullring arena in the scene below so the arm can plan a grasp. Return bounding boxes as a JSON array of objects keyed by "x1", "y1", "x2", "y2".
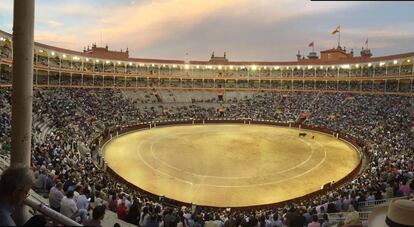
[
  {"x1": 1, "y1": 4, "x2": 414, "y2": 224},
  {"x1": 103, "y1": 123, "x2": 361, "y2": 207}
]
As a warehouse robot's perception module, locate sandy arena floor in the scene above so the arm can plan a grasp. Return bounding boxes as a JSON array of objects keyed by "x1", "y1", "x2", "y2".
[{"x1": 103, "y1": 124, "x2": 360, "y2": 207}]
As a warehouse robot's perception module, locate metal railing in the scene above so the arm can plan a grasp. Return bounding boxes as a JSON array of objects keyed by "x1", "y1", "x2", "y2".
[
  {"x1": 24, "y1": 196, "x2": 81, "y2": 226},
  {"x1": 358, "y1": 196, "x2": 409, "y2": 210},
  {"x1": 327, "y1": 211, "x2": 371, "y2": 222}
]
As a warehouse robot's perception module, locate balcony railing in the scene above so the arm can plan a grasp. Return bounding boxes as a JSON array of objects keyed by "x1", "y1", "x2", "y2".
[{"x1": 358, "y1": 196, "x2": 409, "y2": 210}]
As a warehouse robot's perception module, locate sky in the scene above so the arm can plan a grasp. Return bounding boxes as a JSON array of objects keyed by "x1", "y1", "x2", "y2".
[{"x1": 0, "y1": 0, "x2": 413, "y2": 61}]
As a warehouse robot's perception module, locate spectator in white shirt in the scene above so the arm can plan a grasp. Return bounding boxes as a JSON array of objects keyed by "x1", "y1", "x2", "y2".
[
  {"x1": 213, "y1": 214, "x2": 223, "y2": 227},
  {"x1": 60, "y1": 190, "x2": 78, "y2": 219},
  {"x1": 73, "y1": 185, "x2": 82, "y2": 203},
  {"x1": 124, "y1": 196, "x2": 132, "y2": 213},
  {"x1": 76, "y1": 188, "x2": 90, "y2": 222}
]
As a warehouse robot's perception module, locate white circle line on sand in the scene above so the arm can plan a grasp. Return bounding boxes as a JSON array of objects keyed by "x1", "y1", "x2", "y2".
[
  {"x1": 147, "y1": 133, "x2": 317, "y2": 179},
  {"x1": 134, "y1": 130, "x2": 328, "y2": 188}
]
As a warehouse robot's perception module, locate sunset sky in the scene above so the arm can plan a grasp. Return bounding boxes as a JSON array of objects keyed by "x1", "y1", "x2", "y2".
[{"x1": 1, "y1": 0, "x2": 413, "y2": 61}]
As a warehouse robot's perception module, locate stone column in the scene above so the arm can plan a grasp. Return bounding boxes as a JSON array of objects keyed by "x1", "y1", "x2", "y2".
[
  {"x1": 11, "y1": 0, "x2": 35, "y2": 167},
  {"x1": 10, "y1": 1, "x2": 35, "y2": 225}
]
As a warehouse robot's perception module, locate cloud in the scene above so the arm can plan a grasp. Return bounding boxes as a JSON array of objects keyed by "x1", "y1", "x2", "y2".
[
  {"x1": 336, "y1": 23, "x2": 414, "y2": 50},
  {"x1": 0, "y1": 0, "x2": 13, "y2": 12},
  {"x1": 75, "y1": 0, "x2": 361, "y2": 58},
  {"x1": 234, "y1": 0, "x2": 361, "y2": 24},
  {"x1": 1, "y1": 0, "x2": 412, "y2": 60},
  {"x1": 47, "y1": 20, "x2": 62, "y2": 28},
  {"x1": 34, "y1": 30, "x2": 79, "y2": 49},
  {"x1": 91, "y1": 0, "x2": 250, "y2": 48},
  {"x1": 346, "y1": 26, "x2": 414, "y2": 39},
  {"x1": 36, "y1": 0, "x2": 103, "y2": 18}
]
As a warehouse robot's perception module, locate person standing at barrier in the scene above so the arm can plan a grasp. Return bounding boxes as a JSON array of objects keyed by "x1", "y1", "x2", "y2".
[
  {"x1": 83, "y1": 205, "x2": 106, "y2": 227},
  {"x1": 0, "y1": 165, "x2": 35, "y2": 226},
  {"x1": 307, "y1": 215, "x2": 320, "y2": 227}
]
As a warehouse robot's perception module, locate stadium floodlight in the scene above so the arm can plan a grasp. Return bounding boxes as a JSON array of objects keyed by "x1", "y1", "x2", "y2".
[
  {"x1": 379, "y1": 62, "x2": 385, "y2": 67},
  {"x1": 393, "y1": 60, "x2": 398, "y2": 65}
]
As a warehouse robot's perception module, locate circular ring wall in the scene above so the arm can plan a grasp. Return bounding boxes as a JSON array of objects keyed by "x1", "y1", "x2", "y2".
[{"x1": 102, "y1": 122, "x2": 361, "y2": 207}]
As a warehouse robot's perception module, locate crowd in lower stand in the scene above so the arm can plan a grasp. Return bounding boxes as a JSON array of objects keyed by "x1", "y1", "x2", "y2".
[{"x1": 0, "y1": 88, "x2": 413, "y2": 227}]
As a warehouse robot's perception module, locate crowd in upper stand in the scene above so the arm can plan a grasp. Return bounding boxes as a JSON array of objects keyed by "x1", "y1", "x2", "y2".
[{"x1": 0, "y1": 88, "x2": 413, "y2": 227}]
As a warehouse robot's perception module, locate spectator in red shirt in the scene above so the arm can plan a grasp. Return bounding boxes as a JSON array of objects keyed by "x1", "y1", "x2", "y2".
[
  {"x1": 117, "y1": 201, "x2": 127, "y2": 220},
  {"x1": 399, "y1": 179, "x2": 412, "y2": 196},
  {"x1": 108, "y1": 193, "x2": 118, "y2": 212}
]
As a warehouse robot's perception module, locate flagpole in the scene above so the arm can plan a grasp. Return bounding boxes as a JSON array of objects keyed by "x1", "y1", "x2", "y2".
[{"x1": 338, "y1": 31, "x2": 340, "y2": 48}]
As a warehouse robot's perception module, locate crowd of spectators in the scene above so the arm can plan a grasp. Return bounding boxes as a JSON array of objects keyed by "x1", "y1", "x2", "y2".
[{"x1": 0, "y1": 88, "x2": 413, "y2": 227}]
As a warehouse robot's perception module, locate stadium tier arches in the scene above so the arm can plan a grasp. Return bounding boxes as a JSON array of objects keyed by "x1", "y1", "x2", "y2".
[{"x1": 0, "y1": 29, "x2": 413, "y2": 95}]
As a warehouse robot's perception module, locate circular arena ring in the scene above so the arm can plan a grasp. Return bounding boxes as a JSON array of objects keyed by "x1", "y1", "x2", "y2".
[{"x1": 99, "y1": 119, "x2": 363, "y2": 208}]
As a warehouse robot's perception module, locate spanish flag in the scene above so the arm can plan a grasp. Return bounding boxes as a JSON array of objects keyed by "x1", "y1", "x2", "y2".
[{"x1": 332, "y1": 25, "x2": 340, "y2": 35}]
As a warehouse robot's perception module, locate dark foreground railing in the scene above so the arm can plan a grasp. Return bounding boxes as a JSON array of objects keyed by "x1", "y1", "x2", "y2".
[{"x1": 24, "y1": 196, "x2": 82, "y2": 226}]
